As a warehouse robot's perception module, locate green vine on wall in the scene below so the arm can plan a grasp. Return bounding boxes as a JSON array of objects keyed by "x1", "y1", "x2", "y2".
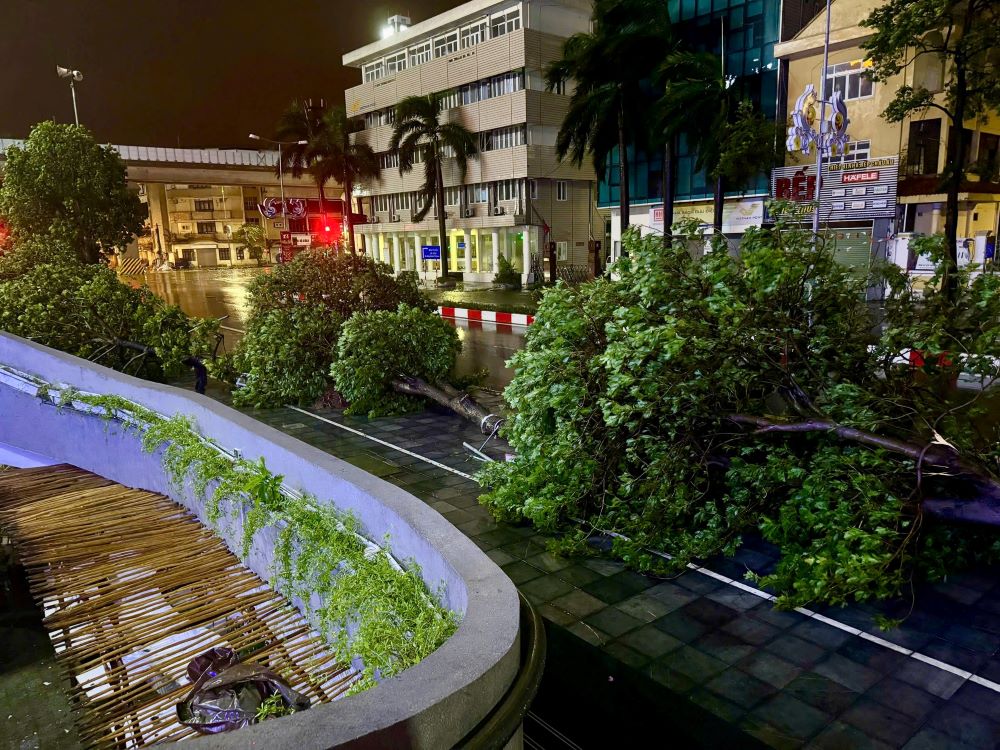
[{"x1": 55, "y1": 389, "x2": 458, "y2": 692}]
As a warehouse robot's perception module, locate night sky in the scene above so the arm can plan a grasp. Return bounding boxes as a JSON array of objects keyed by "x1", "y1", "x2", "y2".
[{"x1": 1, "y1": 0, "x2": 456, "y2": 148}]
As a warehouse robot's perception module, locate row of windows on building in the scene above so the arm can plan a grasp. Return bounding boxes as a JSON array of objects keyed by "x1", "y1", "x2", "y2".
[
  {"x1": 368, "y1": 178, "x2": 569, "y2": 215},
  {"x1": 362, "y1": 6, "x2": 521, "y2": 83},
  {"x1": 376, "y1": 124, "x2": 529, "y2": 171},
  {"x1": 363, "y1": 70, "x2": 527, "y2": 130}
]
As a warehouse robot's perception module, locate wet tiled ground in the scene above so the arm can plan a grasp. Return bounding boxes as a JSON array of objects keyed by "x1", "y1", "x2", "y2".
[{"x1": 209, "y1": 387, "x2": 1000, "y2": 749}]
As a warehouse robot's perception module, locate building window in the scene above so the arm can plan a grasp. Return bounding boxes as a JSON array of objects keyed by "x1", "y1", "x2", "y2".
[
  {"x1": 243, "y1": 197, "x2": 258, "y2": 211},
  {"x1": 445, "y1": 187, "x2": 462, "y2": 206},
  {"x1": 181, "y1": 249, "x2": 194, "y2": 261},
  {"x1": 245, "y1": 216, "x2": 260, "y2": 226},
  {"x1": 556, "y1": 181, "x2": 568, "y2": 201},
  {"x1": 460, "y1": 18, "x2": 489, "y2": 48},
  {"x1": 196, "y1": 221, "x2": 215, "y2": 234},
  {"x1": 363, "y1": 61, "x2": 384, "y2": 82},
  {"x1": 408, "y1": 40, "x2": 432, "y2": 67},
  {"x1": 824, "y1": 61, "x2": 874, "y2": 102},
  {"x1": 490, "y1": 7, "x2": 521, "y2": 38},
  {"x1": 194, "y1": 199, "x2": 213, "y2": 211},
  {"x1": 289, "y1": 218, "x2": 307, "y2": 232},
  {"x1": 384, "y1": 51, "x2": 407, "y2": 75},
  {"x1": 906, "y1": 119, "x2": 942, "y2": 175},
  {"x1": 481, "y1": 125, "x2": 526, "y2": 152},
  {"x1": 529, "y1": 179, "x2": 538, "y2": 199},
  {"x1": 461, "y1": 83, "x2": 480, "y2": 106},
  {"x1": 556, "y1": 241, "x2": 568, "y2": 261},
  {"x1": 433, "y1": 30, "x2": 459, "y2": 57},
  {"x1": 365, "y1": 109, "x2": 394, "y2": 128},
  {"x1": 466, "y1": 184, "x2": 488, "y2": 204},
  {"x1": 218, "y1": 247, "x2": 231, "y2": 261},
  {"x1": 826, "y1": 139, "x2": 871, "y2": 165},
  {"x1": 440, "y1": 89, "x2": 460, "y2": 109},
  {"x1": 379, "y1": 151, "x2": 400, "y2": 170},
  {"x1": 551, "y1": 79, "x2": 567, "y2": 95},
  {"x1": 236, "y1": 247, "x2": 245, "y2": 261},
  {"x1": 496, "y1": 179, "x2": 522, "y2": 201}
]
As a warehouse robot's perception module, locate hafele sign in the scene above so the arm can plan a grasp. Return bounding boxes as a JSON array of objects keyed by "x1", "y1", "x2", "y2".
[{"x1": 771, "y1": 155, "x2": 899, "y2": 222}]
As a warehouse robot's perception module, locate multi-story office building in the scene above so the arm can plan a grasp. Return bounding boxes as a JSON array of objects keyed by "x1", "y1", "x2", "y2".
[
  {"x1": 599, "y1": 0, "x2": 825, "y2": 257},
  {"x1": 775, "y1": 0, "x2": 1000, "y2": 278},
  {"x1": 342, "y1": 0, "x2": 599, "y2": 283}
]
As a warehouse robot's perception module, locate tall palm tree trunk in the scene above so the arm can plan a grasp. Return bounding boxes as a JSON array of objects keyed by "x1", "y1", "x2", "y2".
[
  {"x1": 342, "y1": 178, "x2": 356, "y2": 254},
  {"x1": 618, "y1": 103, "x2": 631, "y2": 256},
  {"x1": 661, "y1": 136, "x2": 675, "y2": 247},
  {"x1": 436, "y1": 157, "x2": 450, "y2": 278}
]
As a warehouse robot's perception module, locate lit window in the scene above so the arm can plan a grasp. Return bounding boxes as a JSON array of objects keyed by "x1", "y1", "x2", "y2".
[
  {"x1": 825, "y1": 61, "x2": 874, "y2": 101},
  {"x1": 556, "y1": 181, "x2": 568, "y2": 201}
]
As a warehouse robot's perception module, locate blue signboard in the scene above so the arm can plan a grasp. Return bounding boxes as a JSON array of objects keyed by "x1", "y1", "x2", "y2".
[
  {"x1": 421, "y1": 245, "x2": 441, "y2": 260},
  {"x1": 457, "y1": 241, "x2": 466, "y2": 249}
]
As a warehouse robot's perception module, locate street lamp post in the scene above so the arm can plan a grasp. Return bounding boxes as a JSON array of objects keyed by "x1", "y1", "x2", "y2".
[
  {"x1": 248, "y1": 134, "x2": 308, "y2": 256},
  {"x1": 56, "y1": 66, "x2": 83, "y2": 126}
]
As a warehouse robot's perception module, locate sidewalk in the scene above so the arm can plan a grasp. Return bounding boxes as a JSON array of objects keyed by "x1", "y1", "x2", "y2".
[
  {"x1": 205, "y1": 384, "x2": 1000, "y2": 749},
  {"x1": 424, "y1": 287, "x2": 540, "y2": 316}
]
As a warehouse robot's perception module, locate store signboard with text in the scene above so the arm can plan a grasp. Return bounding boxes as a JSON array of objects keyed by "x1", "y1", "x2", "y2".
[
  {"x1": 771, "y1": 155, "x2": 899, "y2": 222},
  {"x1": 648, "y1": 199, "x2": 764, "y2": 234}
]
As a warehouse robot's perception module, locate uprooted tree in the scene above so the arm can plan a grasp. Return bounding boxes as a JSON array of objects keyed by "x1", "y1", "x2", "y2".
[
  {"x1": 226, "y1": 249, "x2": 434, "y2": 408},
  {"x1": 479, "y1": 223, "x2": 1000, "y2": 609}
]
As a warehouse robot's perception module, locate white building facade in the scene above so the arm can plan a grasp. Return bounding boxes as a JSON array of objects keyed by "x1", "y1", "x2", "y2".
[{"x1": 342, "y1": 0, "x2": 599, "y2": 283}]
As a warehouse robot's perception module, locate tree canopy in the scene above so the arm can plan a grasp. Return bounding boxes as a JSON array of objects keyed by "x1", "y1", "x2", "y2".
[
  {"x1": 0, "y1": 122, "x2": 145, "y2": 264},
  {"x1": 862, "y1": 0, "x2": 1000, "y2": 281},
  {"x1": 480, "y1": 224, "x2": 1000, "y2": 609}
]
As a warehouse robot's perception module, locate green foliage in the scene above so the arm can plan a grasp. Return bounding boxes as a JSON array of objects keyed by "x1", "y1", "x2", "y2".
[
  {"x1": 493, "y1": 255, "x2": 522, "y2": 289},
  {"x1": 0, "y1": 122, "x2": 145, "y2": 264},
  {"x1": 0, "y1": 235, "x2": 78, "y2": 278},
  {"x1": 331, "y1": 305, "x2": 461, "y2": 417},
  {"x1": 255, "y1": 693, "x2": 297, "y2": 722},
  {"x1": 61, "y1": 389, "x2": 458, "y2": 690},
  {"x1": 231, "y1": 304, "x2": 342, "y2": 408},
  {"x1": 227, "y1": 250, "x2": 432, "y2": 407},
  {"x1": 232, "y1": 223, "x2": 267, "y2": 265},
  {"x1": 480, "y1": 224, "x2": 1000, "y2": 609},
  {"x1": 0, "y1": 262, "x2": 216, "y2": 380}
]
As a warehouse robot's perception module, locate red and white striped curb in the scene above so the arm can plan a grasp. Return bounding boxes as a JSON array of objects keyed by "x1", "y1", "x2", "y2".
[{"x1": 438, "y1": 306, "x2": 534, "y2": 326}]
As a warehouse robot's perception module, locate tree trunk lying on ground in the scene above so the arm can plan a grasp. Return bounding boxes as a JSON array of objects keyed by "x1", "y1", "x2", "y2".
[
  {"x1": 728, "y1": 414, "x2": 1000, "y2": 526},
  {"x1": 392, "y1": 376, "x2": 502, "y2": 435}
]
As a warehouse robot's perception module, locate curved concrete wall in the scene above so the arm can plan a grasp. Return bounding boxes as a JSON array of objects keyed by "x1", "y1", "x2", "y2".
[{"x1": 0, "y1": 333, "x2": 520, "y2": 749}]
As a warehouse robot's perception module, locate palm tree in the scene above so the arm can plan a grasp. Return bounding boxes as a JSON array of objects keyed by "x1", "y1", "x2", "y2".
[
  {"x1": 389, "y1": 93, "x2": 478, "y2": 280},
  {"x1": 545, "y1": 0, "x2": 671, "y2": 248},
  {"x1": 657, "y1": 52, "x2": 783, "y2": 234},
  {"x1": 275, "y1": 100, "x2": 379, "y2": 254}
]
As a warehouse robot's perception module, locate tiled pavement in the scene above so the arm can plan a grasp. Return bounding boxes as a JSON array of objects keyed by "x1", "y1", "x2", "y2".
[{"x1": 208, "y1": 387, "x2": 1000, "y2": 749}]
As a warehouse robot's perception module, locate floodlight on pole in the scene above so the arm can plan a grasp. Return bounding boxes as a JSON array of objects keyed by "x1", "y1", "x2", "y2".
[{"x1": 56, "y1": 65, "x2": 83, "y2": 126}]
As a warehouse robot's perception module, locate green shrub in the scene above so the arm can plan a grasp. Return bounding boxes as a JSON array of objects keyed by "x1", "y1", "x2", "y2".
[
  {"x1": 331, "y1": 305, "x2": 461, "y2": 417},
  {"x1": 493, "y1": 254, "x2": 521, "y2": 288},
  {"x1": 479, "y1": 222, "x2": 1000, "y2": 609},
  {"x1": 230, "y1": 304, "x2": 342, "y2": 408},
  {"x1": 0, "y1": 262, "x2": 216, "y2": 380},
  {"x1": 227, "y1": 251, "x2": 434, "y2": 407}
]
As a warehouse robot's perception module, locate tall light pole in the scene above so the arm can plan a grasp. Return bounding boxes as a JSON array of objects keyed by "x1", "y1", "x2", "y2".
[
  {"x1": 812, "y1": 0, "x2": 833, "y2": 237},
  {"x1": 56, "y1": 66, "x2": 83, "y2": 126},
  {"x1": 248, "y1": 134, "x2": 308, "y2": 246}
]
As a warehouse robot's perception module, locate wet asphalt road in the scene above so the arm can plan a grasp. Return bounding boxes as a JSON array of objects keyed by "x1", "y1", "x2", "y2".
[{"x1": 138, "y1": 268, "x2": 526, "y2": 390}]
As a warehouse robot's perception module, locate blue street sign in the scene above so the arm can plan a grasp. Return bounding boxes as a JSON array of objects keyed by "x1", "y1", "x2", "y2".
[
  {"x1": 421, "y1": 245, "x2": 441, "y2": 260},
  {"x1": 457, "y1": 241, "x2": 466, "y2": 249}
]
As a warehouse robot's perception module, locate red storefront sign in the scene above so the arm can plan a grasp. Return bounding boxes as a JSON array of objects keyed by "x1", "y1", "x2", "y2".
[
  {"x1": 842, "y1": 171, "x2": 880, "y2": 184},
  {"x1": 774, "y1": 169, "x2": 816, "y2": 201}
]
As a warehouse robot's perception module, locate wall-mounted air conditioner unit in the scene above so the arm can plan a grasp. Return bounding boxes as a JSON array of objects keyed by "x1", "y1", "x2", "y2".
[
  {"x1": 493, "y1": 206, "x2": 506, "y2": 216},
  {"x1": 464, "y1": 208, "x2": 475, "y2": 217}
]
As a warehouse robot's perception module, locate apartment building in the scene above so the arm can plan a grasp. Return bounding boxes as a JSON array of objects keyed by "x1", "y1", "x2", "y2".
[
  {"x1": 342, "y1": 0, "x2": 599, "y2": 283},
  {"x1": 774, "y1": 0, "x2": 1000, "y2": 276},
  {"x1": 143, "y1": 182, "x2": 343, "y2": 268}
]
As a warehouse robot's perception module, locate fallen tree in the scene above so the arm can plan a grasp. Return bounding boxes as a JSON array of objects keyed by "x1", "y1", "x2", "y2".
[{"x1": 479, "y1": 222, "x2": 1000, "y2": 609}]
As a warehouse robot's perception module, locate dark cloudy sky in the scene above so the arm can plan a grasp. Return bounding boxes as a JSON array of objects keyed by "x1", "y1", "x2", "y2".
[{"x1": 1, "y1": 0, "x2": 456, "y2": 147}]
